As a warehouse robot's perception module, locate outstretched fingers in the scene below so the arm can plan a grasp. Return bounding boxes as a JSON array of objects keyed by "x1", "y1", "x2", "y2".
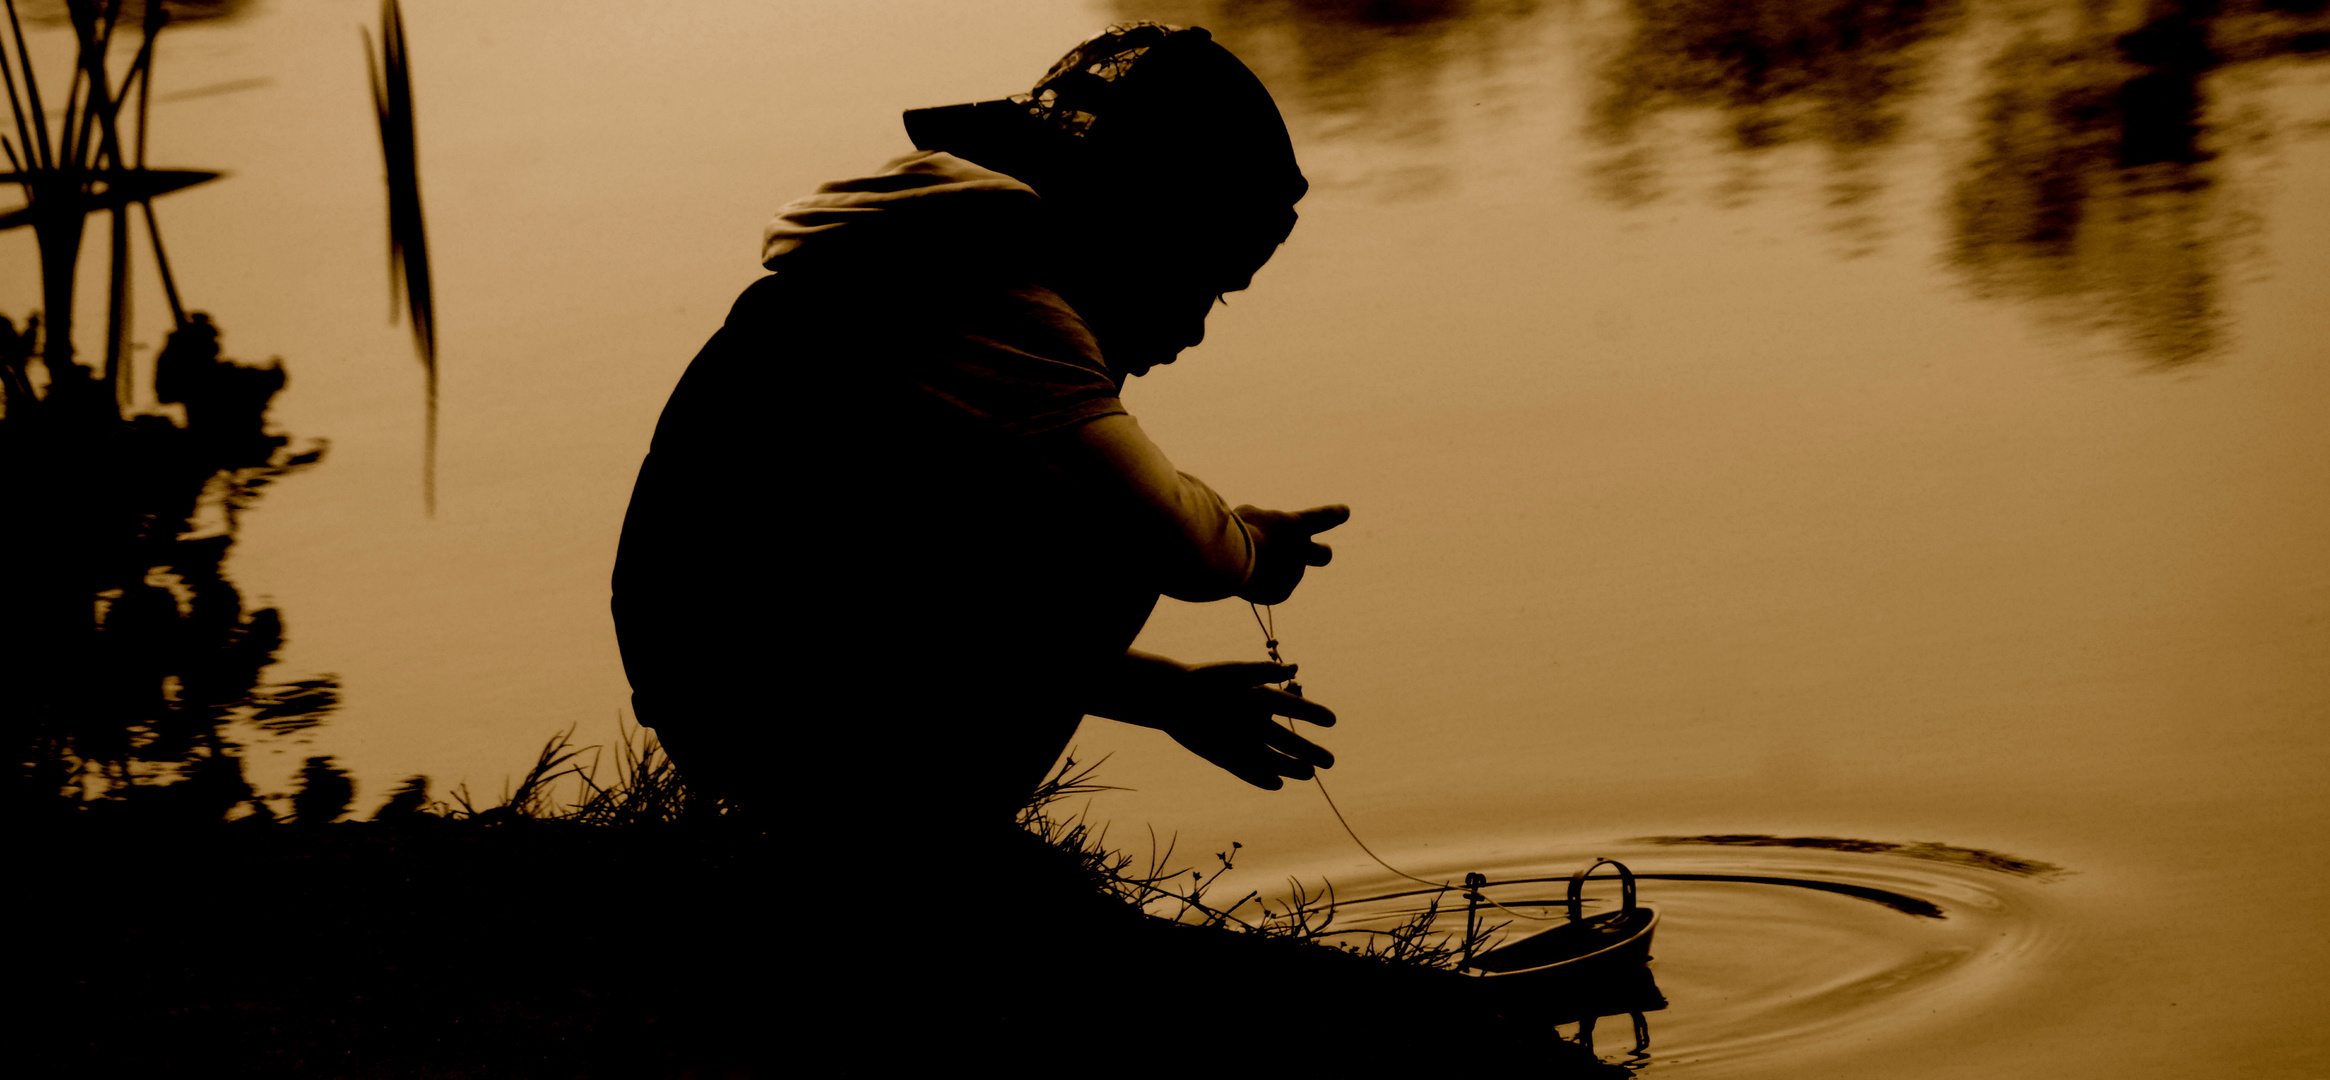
[
  {"x1": 1188, "y1": 662, "x2": 1336, "y2": 726},
  {"x1": 1297, "y1": 504, "x2": 1348, "y2": 566},
  {"x1": 1231, "y1": 763, "x2": 1290, "y2": 790},
  {"x1": 1192, "y1": 660, "x2": 1296, "y2": 686},
  {"x1": 1184, "y1": 732, "x2": 1297, "y2": 789},
  {"x1": 1257, "y1": 685, "x2": 1335, "y2": 727},
  {"x1": 1172, "y1": 658, "x2": 1341, "y2": 789},
  {"x1": 1259, "y1": 720, "x2": 1334, "y2": 770},
  {"x1": 1297, "y1": 504, "x2": 1352, "y2": 533},
  {"x1": 1222, "y1": 739, "x2": 1317, "y2": 786}
]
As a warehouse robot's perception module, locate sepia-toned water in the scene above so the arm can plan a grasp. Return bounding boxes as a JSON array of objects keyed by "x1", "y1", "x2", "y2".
[{"x1": 4, "y1": 0, "x2": 2325, "y2": 1074}]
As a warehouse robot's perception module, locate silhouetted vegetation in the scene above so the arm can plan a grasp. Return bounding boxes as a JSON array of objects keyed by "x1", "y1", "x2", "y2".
[
  {"x1": 3, "y1": 0, "x2": 338, "y2": 820},
  {"x1": 346, "y1": 728, "x2": 1505, "y2": 970},
  {"x1": 288, "y1": 754, "x2": 355, "y2": 824},
  {"x1": 19, "y1": 727, "x2": 1630, "y2": 1076},
  {"x1": 1018, "y1": 753, "x2": 1510, "y2": 965},
  {"x1": 1, "y1": 307, "x2": 335, "y2": 819}
]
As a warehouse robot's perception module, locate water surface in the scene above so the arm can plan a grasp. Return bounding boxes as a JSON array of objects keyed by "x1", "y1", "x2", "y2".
[{"x1": 4, "y1": 1, "x2": 2324, "y2": 1074}]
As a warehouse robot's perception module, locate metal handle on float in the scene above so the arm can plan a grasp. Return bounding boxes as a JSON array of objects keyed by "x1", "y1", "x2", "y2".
[{"x1": 1566, "y1": 858, "x2": 1639, "y2": 922}]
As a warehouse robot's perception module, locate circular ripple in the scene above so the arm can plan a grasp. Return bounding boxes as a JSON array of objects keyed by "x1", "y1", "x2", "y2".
[{"x1": 1312, "y1": 837, "x2": 2066, "y2": 1077}]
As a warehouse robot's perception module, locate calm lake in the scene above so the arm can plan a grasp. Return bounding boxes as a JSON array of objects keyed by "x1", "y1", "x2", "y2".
[{"x1": 5, "y1": 0, "x2": 2325, "y2": 1074}]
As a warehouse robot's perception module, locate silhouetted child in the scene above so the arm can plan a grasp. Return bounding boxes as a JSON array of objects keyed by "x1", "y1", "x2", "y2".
[{"x1": 615, "y1": 20, "x2": 1343, "y2": 871}]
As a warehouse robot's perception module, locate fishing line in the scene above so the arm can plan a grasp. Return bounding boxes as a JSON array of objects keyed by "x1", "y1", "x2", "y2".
[{"x1": 1251, "y1": 602, "x2": 1562, "y2": 923}]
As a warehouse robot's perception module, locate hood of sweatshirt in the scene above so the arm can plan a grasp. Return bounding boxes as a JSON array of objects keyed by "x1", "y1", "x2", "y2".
[{"x1": 760, "y1": 152, "x2": 1042, "y2": 271}]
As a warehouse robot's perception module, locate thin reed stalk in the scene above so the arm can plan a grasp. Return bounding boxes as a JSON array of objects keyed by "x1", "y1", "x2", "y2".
[{"x1": 363, "y1": 0, "x2": 436, "y2": 513}]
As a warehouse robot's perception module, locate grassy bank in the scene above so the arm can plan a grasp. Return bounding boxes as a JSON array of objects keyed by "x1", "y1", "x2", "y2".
[{"x1": 20, "y1": 735, "x2": 1629, "y2": 1077}]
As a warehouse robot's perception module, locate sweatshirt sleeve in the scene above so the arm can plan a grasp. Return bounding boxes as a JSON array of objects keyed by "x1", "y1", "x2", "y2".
[
  {"x1": 892, "y1": 281, "x2": 1253, "y2": 599},
  {"x1": 1039, "y1": 414, "x2": 1256, "y2": 602}
]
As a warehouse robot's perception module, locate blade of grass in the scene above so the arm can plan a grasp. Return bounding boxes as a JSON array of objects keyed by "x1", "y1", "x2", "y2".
[
  {"x1": 137, "y1": 197, "x2": 181, "y2": 325},
  {"x1": 5, "y1": 0, "x2": 52, "y2": 169},
  {"x1": 367, "y1": 0, "x2": 436, "y2": 514},
  {"x1": 132, "y1": 0, "x2": 155, "y2": 166},
  {"x1": 0, "y1": 9, "x2": 34, "y2": 168}
]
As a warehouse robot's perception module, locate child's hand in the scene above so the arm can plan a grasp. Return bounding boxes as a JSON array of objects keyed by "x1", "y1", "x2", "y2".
[{"x1": 1236, "y1": 504, "x2": 1349, "y2": 605}]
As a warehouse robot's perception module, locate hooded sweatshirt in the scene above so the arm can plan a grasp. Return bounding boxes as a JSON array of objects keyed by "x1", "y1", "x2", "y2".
[
  {"x1": 613, "y1": 153, "x2": 1255, "y2": 799},
  {"x1": 761, "y1": 151, "x2": 1042, "y2": 270},
  {"x1": 756, "y1": 151, "x2": 1254, "y2": 597}
]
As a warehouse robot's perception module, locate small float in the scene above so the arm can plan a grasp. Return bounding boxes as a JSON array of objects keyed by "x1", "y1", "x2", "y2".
[{"x1": 1462, "y1": 858, "x2": 1660, "y2": 991}]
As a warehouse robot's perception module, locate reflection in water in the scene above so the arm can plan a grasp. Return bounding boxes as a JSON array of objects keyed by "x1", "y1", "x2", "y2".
[
  {"x1": 1115, "y1": 0, "x2": 2327, "y2": 364},
  {"x1": 1393, "y1": 867, "x2": 1949, "y2": 915},
  {"x1": 1116, "y1": 1, "x2": 1546, "y2": 194},
  {"x1": 1950, "y1": 0, "x2": 2328, "y2": 366},
  {"x1": 2, "y1": 314, "x2": 336, "y2": 820},
  {"x1": 1571, "y1": 1009, "x2": 1659, "y2": 1074},
  {"x1": 288, "y1": 754, "x2": 355, "y2": 824},
  {"x1": 1459, "y1": 859, "x2": 1670, "y2": 1073},
  {"x1": 1586, "y1": 0, "x2": 2330, "y2": 361},
  {"x1": 1586, "y1": 0, "x2": 1966, "y2": 226},
  {"x1": 1498, "y1": 963, "x2": 1669, "y2": 1074},
  {"x1": 1517, "y1": 871, "x2": 1948, "y2": 916},
  {"x1": 1323, "y1": 838, "x2": 2059, "y2": 1074},
  {"x1": 13, "y1": 0, "x2": 257, "y2": 27},
  {"x1": 4, "y1": 3, "x2": 335, "y2": 819},
  {"x1": 1636, "y1": 833, "x2": 2067, "y2": 877},
  {"x1": 1118, "y1": 0, "x2": 1543, "y2": 131}
]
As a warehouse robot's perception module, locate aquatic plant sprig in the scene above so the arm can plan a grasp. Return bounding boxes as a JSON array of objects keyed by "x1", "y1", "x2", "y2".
[
  {"x1": 1018, "y1": 752, "x2": 1496, "y2": 967},
  {"x1": 1305, "y1": 891, "x2": 1504, "y2": 969}
]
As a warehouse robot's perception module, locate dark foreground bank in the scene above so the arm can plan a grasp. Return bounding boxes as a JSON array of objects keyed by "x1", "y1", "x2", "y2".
[{"x1": 19, "y1": 819, "x2": 1633, "y2": 1077}]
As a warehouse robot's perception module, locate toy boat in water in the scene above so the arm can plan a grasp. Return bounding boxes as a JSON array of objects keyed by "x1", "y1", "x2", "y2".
[{"x1": 1462, "y1": 858, "x2": 1659, "y2": 984}]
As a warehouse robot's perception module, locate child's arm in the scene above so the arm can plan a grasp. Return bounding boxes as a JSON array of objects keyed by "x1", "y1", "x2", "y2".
[{"x1": 1039, "y1": 412, "x2": 1348, "y2": 603}]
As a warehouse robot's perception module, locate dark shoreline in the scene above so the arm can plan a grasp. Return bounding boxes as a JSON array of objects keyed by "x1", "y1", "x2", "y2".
[{"x1": 21, "y1": 821, "x2": 1631, "y2": 1076}]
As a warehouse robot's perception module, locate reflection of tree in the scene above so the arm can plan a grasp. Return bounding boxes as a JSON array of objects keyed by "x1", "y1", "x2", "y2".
[
  {"x1": 13, "y1": 0, "x2": 257, "y2": 26},
  {"x1": 1586, "y1": 0, "x2": 1967, "y2": 210},
  {"x1": 2, "y1": 313, "x2": 334, "y2": 819},
  {"x1": 1950, "y1": 0, "x2": 2328, "y2": 367},
  {"x1": 1124, "y1": 0, "x2": 2326, "y2": 365},
  {"x1": 289, "y1": 755, "x2": 355, "y2": 824},
  {"x1": 1116, "y1": 0, "x2": 1545, "y2": 146},
  {"x1": 3, "y1": 2, "x2": 336, "y2": 819}
]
